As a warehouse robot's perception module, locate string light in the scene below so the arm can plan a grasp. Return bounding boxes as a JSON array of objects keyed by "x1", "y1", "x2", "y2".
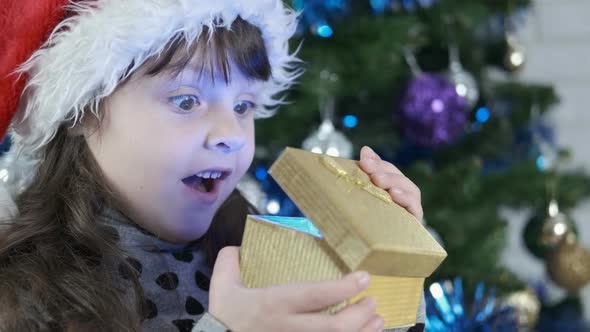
[
  {"x1": 476, "y1": 107, "x2": 490, "y2": 123},
  {"x1": 343, "y1": 115, "x2": 358, "y2": 128},
  {"x1": 255, "y1": 166, "x2": 268, "y2": 181},
  {"x1": 266, "y1": 199, "x2": 281, "y2": 215},
  {"x1": 317, "y1": 24, "x2": 333, "y2": 38}
]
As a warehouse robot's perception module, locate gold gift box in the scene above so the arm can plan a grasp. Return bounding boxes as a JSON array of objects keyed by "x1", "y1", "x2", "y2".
[{"x1": 240, "y1": 147, "x2": 447, "y2": 329}]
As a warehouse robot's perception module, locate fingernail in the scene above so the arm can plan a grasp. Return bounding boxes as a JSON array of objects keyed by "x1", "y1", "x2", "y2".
[
  {"x1": 356, "y1": 271, "x2": 370, "y2": 288},
  {"x1": 367, "y1": 147, "x2": 379, "y2": 159},
  {"x1": 373, "y1": 316, "x2": 384, "y2": 330}
]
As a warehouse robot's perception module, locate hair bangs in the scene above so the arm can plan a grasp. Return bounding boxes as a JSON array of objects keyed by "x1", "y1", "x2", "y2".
[{"x1": 145, "y1": 16, "x2": 271, "y2": 85}]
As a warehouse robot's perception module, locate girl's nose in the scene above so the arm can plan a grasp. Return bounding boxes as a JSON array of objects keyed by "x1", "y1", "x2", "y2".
[{"x1": 205, "y1": 109, "x2": 247, "y2": 153}]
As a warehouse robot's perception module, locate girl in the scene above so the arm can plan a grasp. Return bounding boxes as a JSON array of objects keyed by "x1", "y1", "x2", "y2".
[{"x1": 0, "y1": 1, "x2": 426, "y2": 331}]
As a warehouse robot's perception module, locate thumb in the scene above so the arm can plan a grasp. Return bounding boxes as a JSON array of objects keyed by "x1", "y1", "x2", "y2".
[{"x1": 211, "y1": 246, "x2": 243, "y2": 287}]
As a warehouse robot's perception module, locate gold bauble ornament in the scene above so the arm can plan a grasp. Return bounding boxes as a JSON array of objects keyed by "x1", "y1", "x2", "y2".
[
  {"x1": 502, "y1": 289, "x2": 541, "y2": 329},
  {"x1": 547, "y1": 236, "x2": 590, "y2": 292}
]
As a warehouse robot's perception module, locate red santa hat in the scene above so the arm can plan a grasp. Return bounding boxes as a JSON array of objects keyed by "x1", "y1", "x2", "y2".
[{"x1": 0, "y1": 0, "x2": 71, "y2": 140}]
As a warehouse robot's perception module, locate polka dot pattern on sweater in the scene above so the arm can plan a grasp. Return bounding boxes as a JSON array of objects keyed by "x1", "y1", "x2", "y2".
[
  {"x1": 118, "y1": 257, "x2": 142, "y2": 280},
  {"x1": 194, "y1": 270, "x2": 210, "y2": 291},
  {"x1": 172, "y1": 252, "x2": 194, "y2": 263},
  {"x1": 144, "y1": 298, "x2": 158, "y2": 319},
  {"x1": 172, "y1": 319, "x2": 195, "y2": 332},
  {"x1": 100, "y1": 208, "x2": 220, "y2": 331},
  {"x1": 185, "y1": 296, "x2": 205, "y2": 315},
  {"x1": 156, "y1": 272, "x2": 179, "y2": 290}
]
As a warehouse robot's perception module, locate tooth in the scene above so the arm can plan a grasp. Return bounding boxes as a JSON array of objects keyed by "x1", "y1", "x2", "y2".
[{"x1": 195, "y1": 171, "x2": 224, "y2": 179}]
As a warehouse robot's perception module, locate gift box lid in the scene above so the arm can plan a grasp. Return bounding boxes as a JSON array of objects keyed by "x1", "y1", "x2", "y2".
[{"x1": 268, "y1": 147, "x2": 447, "y2": 278}]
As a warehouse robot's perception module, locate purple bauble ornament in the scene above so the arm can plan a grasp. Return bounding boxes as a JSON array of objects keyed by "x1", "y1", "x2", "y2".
[{"x1": 398, "y1": 73, "x2": 468, "y2": 147}]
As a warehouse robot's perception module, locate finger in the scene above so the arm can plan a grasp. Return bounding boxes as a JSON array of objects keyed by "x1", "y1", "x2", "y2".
[
  {"x1": 360, "y1": 146, "x2": 380, "y2": 161},
  {"x1": 359, "y1": 157, "x2": 403, "y2": 177},
  {"x1": 369, "y1": 173, "x2": 420, "y2": 197},
  {"x1": 389, "y1": 188, "x2": 424, "y2": 222},
  {"x1": 278, "y1": 271, "x2": 371, "y2": 312},
  {"x1": 211, "y1": 246, "x2": 242, "y2": 287},
  {"x1": 297, "y1": 297, "x2": 379, "y2": 332},
  {"x1": 330, "y1": 297, "x2": 380, "y2": 332},
  {"x1": 359, "y1": 146, "x2": 382, "y2": 175},
  {"x1": 360, "y1": 315, "x2": 385, "y2": 332}
]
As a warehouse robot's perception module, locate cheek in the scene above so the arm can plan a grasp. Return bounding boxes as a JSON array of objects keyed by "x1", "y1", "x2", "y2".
[
  {"x1": 235, "y1": 123, "x2": 255, "y2": 177},
  {"x1": 91, "y1": 93, "x2": 187, "y2": 186},
  {"x1": 243, "y1": 121, "x2": 256, "y2": 161},
  {"x1": 241, "y1": 143, "x2": 255, "y2": 172}
]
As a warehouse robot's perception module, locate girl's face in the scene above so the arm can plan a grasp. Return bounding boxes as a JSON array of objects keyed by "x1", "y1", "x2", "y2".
[{"x1": 85, "y1": 59, "x2": 262, "y2": 243}]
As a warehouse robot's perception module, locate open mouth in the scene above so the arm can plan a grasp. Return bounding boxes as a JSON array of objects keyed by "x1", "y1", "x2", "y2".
[{"x1": 181, "y1": 170, "x2": 231, "y2": 193}]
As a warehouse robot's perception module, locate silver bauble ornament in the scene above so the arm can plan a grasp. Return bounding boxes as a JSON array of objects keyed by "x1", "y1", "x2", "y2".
[
  {"x1": 236, "y1": 173, "x2": 268, "y2": 214},
  {"x1": 302, "y1": 119, "x2": 353, "y2": 158},
  {"x1": 504, "y1": 33, "x2": 526, "y2": 72},
  {"x1": 446, "y1": 46, "x2": 479, "y2": 109},
  {"x1": 540, "y1": 199, "x2": 574, "y2": 249},
  {"x1": 302, "y1": 96, "x2": 353, "y2": 158}
]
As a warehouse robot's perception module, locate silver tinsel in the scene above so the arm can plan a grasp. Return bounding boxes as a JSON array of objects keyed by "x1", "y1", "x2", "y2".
[
  {"x1": 0, "y1": 148, "x2": 38, "y2": 218},
  {"x1": 0, "y1": 149, "x2": 36, "y2": 198}
]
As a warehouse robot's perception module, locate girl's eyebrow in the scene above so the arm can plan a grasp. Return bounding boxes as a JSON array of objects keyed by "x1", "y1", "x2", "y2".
[
  {"x1": 162, "y1": 66, "x2": 229, "y2": 88},
  {"x1": 157, "y1": 62, "x2": 263, "y2": 93},
  {"x1": 155, "y1": 67, "x2": 205, "y2": 91},
  {"x1": 159, "y1": 66, "x2": 200, "y2": 83}
]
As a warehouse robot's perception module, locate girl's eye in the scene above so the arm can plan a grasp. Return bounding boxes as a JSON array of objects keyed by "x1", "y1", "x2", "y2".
[
  {"x1": 234, "y1": 101, "x2": 256, "y2": 115},
  {"x1": 168, "y1": 95, "x2": 200, "y2": 113}
]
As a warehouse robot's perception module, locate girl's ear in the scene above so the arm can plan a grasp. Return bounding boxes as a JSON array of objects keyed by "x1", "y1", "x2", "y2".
[
  {"x1": 67, "y1": 116, "x2": 93, "y2": 137},
  {"x1": 67, "y1": 124, "x2": 85, "y2": 137},
  {"x1": 68, "y1": 103, "x2": 104, "y2": 137}
]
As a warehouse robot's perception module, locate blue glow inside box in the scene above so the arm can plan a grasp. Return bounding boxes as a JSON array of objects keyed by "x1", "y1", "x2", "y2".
[{"x1": 251, "y1": 215, "x2": 323, "y2": 239}]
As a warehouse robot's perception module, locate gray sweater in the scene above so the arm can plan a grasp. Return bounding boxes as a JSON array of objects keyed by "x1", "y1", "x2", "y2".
[{"x1": 102, "y1": 209, "x2": 425, "y2": 332}]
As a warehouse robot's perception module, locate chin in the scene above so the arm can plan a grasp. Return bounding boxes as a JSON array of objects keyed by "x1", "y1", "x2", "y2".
[
  {"x1": 180, "y1": 215, "x2": 214, "y2": 241},
  {"x1": 167, "y1": 227, "x2": 207, "y2": 244}
]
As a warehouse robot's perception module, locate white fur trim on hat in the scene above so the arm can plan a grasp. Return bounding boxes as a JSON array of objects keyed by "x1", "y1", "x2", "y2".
[{"x1": 4, "y1": 0, "x2": 301, "y2": 200}]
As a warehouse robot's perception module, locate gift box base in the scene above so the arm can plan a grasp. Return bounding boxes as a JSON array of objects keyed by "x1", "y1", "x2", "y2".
[{"x1": 240, "y1": 216, "x2": 423, "y2": 329}]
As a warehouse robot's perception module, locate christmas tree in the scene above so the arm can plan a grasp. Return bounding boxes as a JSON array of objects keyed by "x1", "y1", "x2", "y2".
[{"x1": 247, "y1": 0, "x2": 590, "y2": 330}]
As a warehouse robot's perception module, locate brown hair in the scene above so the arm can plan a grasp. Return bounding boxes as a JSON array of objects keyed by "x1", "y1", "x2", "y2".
[{"x1": 0, "y1": 16, "x2": 270, "y2": 331}]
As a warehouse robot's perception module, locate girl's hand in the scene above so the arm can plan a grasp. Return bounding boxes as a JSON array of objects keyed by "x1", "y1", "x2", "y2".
[
  {"x1": 358, "y1": 146, "x2": 424, "y2": 223},
  {"x1": 209, "y1": 247, "x2": 384, "y2": 332}
]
